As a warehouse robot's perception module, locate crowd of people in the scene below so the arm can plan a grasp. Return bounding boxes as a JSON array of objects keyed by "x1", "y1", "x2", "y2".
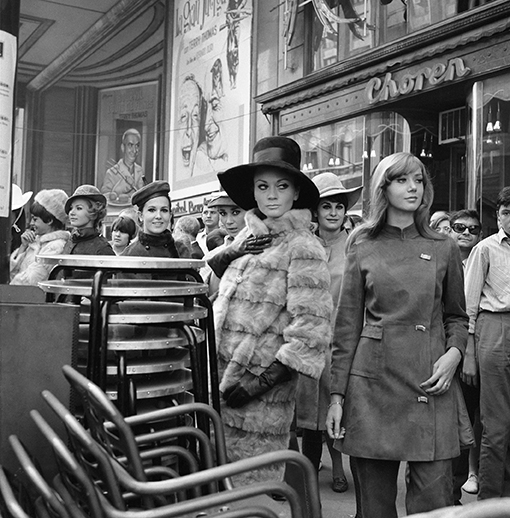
[{"x1": 6, "y1": 136, "x2": 510, "y2": 517}]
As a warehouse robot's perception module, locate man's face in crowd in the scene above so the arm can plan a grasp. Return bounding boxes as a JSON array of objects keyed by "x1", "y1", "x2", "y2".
[
  {"x1": 498, "y1": 204, "x2": 510, "y2": 235},
  {"x1": 450, "y1": 216, "x2": 481, "y2": 253}
]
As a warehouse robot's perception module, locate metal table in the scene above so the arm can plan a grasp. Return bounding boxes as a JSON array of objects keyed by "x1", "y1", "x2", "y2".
[{"x1": 37, "y1": 255, "x2": 219, "y2": 415}]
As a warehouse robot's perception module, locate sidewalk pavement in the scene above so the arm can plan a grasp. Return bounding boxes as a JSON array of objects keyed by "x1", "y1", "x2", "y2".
[{"x1": 236, "y1": 443, "x2": 478, "y2": 518}]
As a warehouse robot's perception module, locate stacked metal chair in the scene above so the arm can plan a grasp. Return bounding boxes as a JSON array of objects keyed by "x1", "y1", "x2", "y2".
[{"x1": 0, "y1": 364, "x2": 321, "y2": 518}]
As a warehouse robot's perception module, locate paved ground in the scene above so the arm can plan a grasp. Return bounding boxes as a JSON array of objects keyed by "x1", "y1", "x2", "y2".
[{"x1": 230, "y1": 443, "x2": 478, "y2": 518}]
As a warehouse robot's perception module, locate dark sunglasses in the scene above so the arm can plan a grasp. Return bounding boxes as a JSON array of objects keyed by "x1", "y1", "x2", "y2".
[{"x1": 451, "y1": 223, "x2": 481, "y2": 235}]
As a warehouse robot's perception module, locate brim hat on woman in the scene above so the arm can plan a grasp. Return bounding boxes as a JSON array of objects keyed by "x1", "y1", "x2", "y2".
[
  {"x1": 312, "y1": 172, "x2": 363, "y2": 211},
  {"x1": 34, "y1": 189, "x2": 69, "y2": 225},
  {"x1": 218, "y1": 136, "x2": 320, "y2": 211},
  {"x1": 65, "y1": 185, "x2": 107, "y2": 214},
  {"x1": 131, "y1": 181, "x2": 170, "y2": 209},
  {"x1": 11, "y1": 184, "x2": 33, "y2": 211}
]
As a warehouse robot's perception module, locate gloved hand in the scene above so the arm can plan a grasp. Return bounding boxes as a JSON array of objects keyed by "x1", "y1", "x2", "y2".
[
  {"x1": 222, "y1": 360, "x2": 292, "y2": 408},
  {"x1": 208, "y1": 234, "x2": 273, "y2": 278}
]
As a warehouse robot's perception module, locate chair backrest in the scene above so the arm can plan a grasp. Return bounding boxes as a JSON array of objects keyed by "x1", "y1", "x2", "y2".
[
  {"x1": 0, "y1": 465, "x2": 32, "y2": 518},
  {"x1": 8, "y1": 436, "x2": 70, "y2": 518},
  {"x1": 61, "y1": 365, "x2": 147, "y2": 481},
  {"x1": 40, "y1": 390, "x2": 125, "y2": 510},
  {"x1": 29, "y1": 410, "x2": 104, "y2": 518}
]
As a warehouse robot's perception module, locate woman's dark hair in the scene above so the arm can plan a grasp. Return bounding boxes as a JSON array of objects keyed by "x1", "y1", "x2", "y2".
[
  {"x1": 111, "y1": 216, "x2": 137, "y2": 241},
  {"x1": 318, "y1": 193, "x2": 349, "y2": 209},
  {"x1": 31, "y1": 201, "x2": 64, "y2": 230}
]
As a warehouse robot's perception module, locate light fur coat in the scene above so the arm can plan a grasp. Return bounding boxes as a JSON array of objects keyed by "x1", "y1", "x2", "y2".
[
  {"x1": 214, "y1": 208, "x2": 333, "y2": 483},
  {"x1": 10, "y1": 230, "x2": 70, "y2": 285}
]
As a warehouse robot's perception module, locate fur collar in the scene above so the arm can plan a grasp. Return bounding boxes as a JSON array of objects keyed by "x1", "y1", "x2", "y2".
[
  {"x1": 39, "y1": 230, "x2": 70, "y2": 244},
  {"x1": 243, "y1": 208, "x2": 312, "y2": 238}
]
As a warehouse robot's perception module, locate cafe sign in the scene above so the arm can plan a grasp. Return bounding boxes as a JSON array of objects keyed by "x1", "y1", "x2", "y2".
[{"x1": 366, "y1": 57, "x2": 471, "y2": 105}]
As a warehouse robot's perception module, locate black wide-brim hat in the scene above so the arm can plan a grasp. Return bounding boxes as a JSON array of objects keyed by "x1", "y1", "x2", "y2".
[{"x1": 218, "y1": 136, "x2": 320, "y2": 211}]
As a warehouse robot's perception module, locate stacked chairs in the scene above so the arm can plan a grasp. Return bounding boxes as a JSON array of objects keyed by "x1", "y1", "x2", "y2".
[{"x1": 0, "y1": 364, "x2": 322, "y2": 518}]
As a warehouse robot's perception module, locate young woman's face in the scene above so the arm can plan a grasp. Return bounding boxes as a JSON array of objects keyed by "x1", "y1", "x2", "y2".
[
  {"x1": 218, "y1": 206, "x2": 246, "y2": 238},
  {"x1": 30, "y1": 215, "x2": 53, "y2": 236},
  {"x1": 140, "y1": 196, "x2": 171, "y2": 235},
  {"x1": 112, "y1": 229, "x2": 130, "y2": 249},
  {"x1": 68, "y1": 199, "x2": 94, "y2": 229},
  {"x1": 253, "y1": 169, "x2": 300, "y2": 220},
  {"x1": 316, "y1": 198, "x2": 345, "y2": 233},
  {"x1": 386, "y1": 169, "x2": 424, "y2": 215}
]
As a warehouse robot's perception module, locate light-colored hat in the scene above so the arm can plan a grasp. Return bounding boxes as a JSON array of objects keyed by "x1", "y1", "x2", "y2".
[
  {"x1": 207, "y1": 191, "x2": 238, "y2": 208},
  {"x1": 11, "y1": 184, "x2": 33, "y2": 211},
  {"x1": 34, "y1": 189, "x2": 69, "y2": 225},
  {"x1": 65, "y1": 185, "x2": 107, "y2": 214},
  {"x1": 312, "y1": 172, "x2": 363, "y2": 211}
]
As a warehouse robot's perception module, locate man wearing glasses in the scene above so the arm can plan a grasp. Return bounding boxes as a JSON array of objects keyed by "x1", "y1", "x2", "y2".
[
  {"x1": 464, "y1": 187, "x2": 510, "y2": 500},
  {"x1": 449, "y1": 209, "x2": 482, "y2": 505}
]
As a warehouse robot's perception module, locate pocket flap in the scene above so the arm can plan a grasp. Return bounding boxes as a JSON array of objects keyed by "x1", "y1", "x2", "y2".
[{"x1": 360, "y1": 325, "x2": 383, "y2": 340}]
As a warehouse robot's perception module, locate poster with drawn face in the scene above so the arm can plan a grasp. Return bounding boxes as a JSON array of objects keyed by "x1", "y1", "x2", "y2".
[{"x1": 170, "y1": 0, "x2": 252, "y2": 191}]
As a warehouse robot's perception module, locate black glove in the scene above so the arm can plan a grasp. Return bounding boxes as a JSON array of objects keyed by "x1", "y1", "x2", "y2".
[
  {"x1": 222, "y1": 360, "x2": 292, "y2": 408},
  {"x1": 208, "y1": 234, "x2": 273, "y2": 278}
]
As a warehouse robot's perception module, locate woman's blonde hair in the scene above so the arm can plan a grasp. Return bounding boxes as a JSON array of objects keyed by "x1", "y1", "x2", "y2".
[{"x1": 349, "y1": 152, "x2": 441, "y2": 244}]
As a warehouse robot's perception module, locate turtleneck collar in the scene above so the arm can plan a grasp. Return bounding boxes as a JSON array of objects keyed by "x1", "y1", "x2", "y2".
[
  {"x1": 380, "y1": 222, "x2": 420, "y2": 239},
  {"x1": 71, "y1": 227, "x2": 99, "y2": 242}
]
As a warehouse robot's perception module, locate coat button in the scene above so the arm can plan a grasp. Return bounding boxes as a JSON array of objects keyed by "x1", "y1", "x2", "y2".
[
  {"x1": 415, "y1": 325, "x2": 426, "y2": 332},
  {"x1": 417, "y1": 396, "x2": 428, "y2": 403},
  {"x1": 235, "y1": 275, "x2": 243, "y2": 283},
  {"x1": 145, "y1": 245, "x2": 150, "y2": 250}
]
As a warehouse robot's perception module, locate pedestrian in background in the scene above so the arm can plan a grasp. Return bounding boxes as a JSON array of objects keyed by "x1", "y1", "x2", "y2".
[
  {"x1": 63, "y1": 185, "x2": 113, "y2": 256},
  {"x1": 122, "y1": 181, "x2": 189, "y2": 258},
  {"x1": 327, "y1": 152, "x2": 470, "y2": 517},
  {"x1": 10, "y1": 189, "x2": 69, "y2": 285},
  {"x1": 110, "y1": 215, "x2": 137, "y2": 255},
  {"x1": 296, "y1": 172, "x2": 362, "y2": 493},
  {"x1": 449, "y1": 209, "x2": 483, "y2": 503},
  {"x1": 10, "y1": 184, "x2": 33, "y2": 253},
  {"x1": 464, "y1": 187, "x2": 510, "y2": 500}
]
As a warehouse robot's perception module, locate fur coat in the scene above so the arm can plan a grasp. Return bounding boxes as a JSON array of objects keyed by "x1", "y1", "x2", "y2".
[
  {"x1": 10, "y1": 230, "x2": 70, "y2": 285},
  {"x1": 214, "y1": 208, "x2": 333, "y2": 483}
]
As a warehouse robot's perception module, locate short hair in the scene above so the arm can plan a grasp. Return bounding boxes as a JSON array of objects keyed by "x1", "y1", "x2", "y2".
[
  {"x1": 496, "y1": 187, "x2": 510, "y2": 209},
  {"x1": 430, "y1": 211, "x2": 450, "y2": 230},
  {"x1": 174, "y1": 215, "x2": 201, "y2": 238},
  {"x1": 111, "y1": 216, "x2": 137, "y2": 241},
  {"x1": 74, "y1": 198, "x2": 107, "y2": 231},
  {"x1": 30, "y1": 200, "x2": 64, "y2": 230},
  {"x1": 122, "y1": 128, "x2": 141, "y2": 143},
  {"x1": 450, "y1": 209, "x2": 480, "y2": 226}
]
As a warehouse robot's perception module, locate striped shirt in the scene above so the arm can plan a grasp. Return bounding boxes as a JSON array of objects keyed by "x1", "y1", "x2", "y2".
[{"x1": 464, "y1": 228, "x2": 510, "y2": 333}]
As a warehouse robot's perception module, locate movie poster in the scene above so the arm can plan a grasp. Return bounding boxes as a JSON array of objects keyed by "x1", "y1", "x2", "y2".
[
  {"x1": 170, "y1": 0, "x2": 252, "y2": 193},
  {"x1": 95, "y1": 82, "x2": 158, "y2": 210}
]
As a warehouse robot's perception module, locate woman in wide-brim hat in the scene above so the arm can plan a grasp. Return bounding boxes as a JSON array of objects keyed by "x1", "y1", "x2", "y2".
[
  {"x1": 209, "y1": 136, "x2": 333, "y2": 485},
  {"x1": 296, "y1": 171, "x2": 363, "y2": 494}
]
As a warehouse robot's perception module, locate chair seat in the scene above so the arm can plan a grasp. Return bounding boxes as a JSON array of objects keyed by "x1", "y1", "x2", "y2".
[
  {"x1": 79, "y1": 301, "x2": 208, "y2": 324},
  {"x1": 105, "y1": 370, "x2": 194, "y2": 400},
  {"x1": 78, "y1": 324, "x2": 205, "y2": 350},
  {"x1": 39, "y1": 278, "x2": 208, "y2": 298}
]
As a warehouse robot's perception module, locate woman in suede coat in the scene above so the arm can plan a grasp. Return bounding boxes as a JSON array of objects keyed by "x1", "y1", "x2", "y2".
[{"x1": 327, "y1": 152, "x2": 470, "y2": 517}]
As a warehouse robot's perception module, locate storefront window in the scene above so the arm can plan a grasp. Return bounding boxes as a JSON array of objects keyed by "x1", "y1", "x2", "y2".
[
  {"x1": 290, "y1": 112, "x2": 410, "y2": 214},
  {"x1": 310, "y1": 0, "x2": 480, "y2": 73},
  {"x1": 467, "y1": 76, "x2": 510, "y2": 233}
]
